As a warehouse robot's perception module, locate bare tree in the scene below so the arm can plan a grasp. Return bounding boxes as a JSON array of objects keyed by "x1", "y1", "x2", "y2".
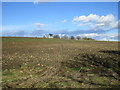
[
  {"x1": 61, "y1": 35, "x2": 68, "y2": 40},
  {"x1": 82, "y1": 37, "x2": 95, "y2": 40},
  {"x1": 70, "y1": 36, "x2": 75, "y2": 40},
  {"x1": 43, "y1": 36, "x2": 46, "y2": 38},
  {"x1": 76, "y1": 36, "x2": 81, "y2": 40},
  {"x1": 49, "y1": 33, "x2": 53, "y2": 38},
  {"x1": 53, "y1": 35, "x2": 60, "y2": 39}
]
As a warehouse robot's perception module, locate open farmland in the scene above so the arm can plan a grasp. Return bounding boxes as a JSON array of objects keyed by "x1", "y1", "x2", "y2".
[{"x1": 2, "y1": 37, "x2": 120, "y2": 88}]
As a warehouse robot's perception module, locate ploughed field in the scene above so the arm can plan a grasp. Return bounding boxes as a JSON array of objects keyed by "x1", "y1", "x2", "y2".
[{"x1": 2, "y1": 37, "x2": 120, "y2": 88}]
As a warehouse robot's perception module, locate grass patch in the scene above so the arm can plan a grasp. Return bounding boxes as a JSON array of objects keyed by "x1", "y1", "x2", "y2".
[
  {"x1": 34, "y1": 82, "x2": 49, "y2": 88},
  {"x1": 3, "y1": 71, "x2": 13, "y2": 76},
  {"x1": 92, "y1": 76, "x2": 111, "y2": 85},
  {"x1": 70, "y1": 68, "x2": 80, "y2": 71},
  {"x1": 70, "y1": 67, "x2": 90, "y2": 71}
]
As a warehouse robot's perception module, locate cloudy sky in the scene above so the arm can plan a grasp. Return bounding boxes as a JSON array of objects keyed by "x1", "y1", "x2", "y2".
[{"x1": 2, "y1": 2, "x2": 119, "y2": 41}]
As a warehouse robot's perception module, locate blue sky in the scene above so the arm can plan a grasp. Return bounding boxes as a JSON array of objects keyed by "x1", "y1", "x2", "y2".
[{"x1": 2, "y1": 2, "x2": 119, "y2": 41}]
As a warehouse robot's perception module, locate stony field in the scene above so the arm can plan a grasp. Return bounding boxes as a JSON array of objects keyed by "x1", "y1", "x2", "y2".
[{"x1": 2, "y1": 37, "x2": 120, "y2": 88}]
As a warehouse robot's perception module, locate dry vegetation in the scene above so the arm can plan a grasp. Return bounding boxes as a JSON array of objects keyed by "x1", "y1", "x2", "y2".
[{"x1": 2, "y1": 37, "x2": 120, "y2": 88}]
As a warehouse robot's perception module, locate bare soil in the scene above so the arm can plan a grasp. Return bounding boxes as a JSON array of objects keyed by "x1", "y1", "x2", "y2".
[{"x1": 2, "y1": 37, "x2": 120, "y2": 88}]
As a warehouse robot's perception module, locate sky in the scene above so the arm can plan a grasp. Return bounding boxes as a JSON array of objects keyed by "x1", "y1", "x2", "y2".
[{"x1": 2, "y1": 2, "x2": 119, "y2": 41}]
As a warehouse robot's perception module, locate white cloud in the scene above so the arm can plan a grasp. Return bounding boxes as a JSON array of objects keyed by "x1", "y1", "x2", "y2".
[
  {"x1": 2, "y1": 25, "x2": 26, "y2": 31},
  {"x1": 35, "y1": 28, "x2": 46, "y2": 30},
  {"x1": 78, "y1": 33, "x2": 99, "y2": 38},
  {"x1": 62, "y1": 20, "x2": 67, "y2": 23},
  {"x1": 34, "y1": 22, "x2": 47, "y2": 27},
  {"x1": 33, "y1": 1, "x2": 39, "y2": 4},
  {"x1": 33, "y1": 0, "x2": 55, "y2": 4},
  {"x1": 73, "y1": 14, "x2": 115, "y2": 23},
  {"x1": 100, "y1": 38, "x2": 118, "y2": 41},
  {"x1": 0, "y1": 27, "x2": 2, "y2": 31},
  {"x1": 73, "y1": 14, "x2": 118, "y2": 30},
  {"x1": 77, "y1": 23, "x2": 92, "y2": 26},
  {"x1": 77, "y1": 33, "x2": 118, "y2": 41},
  {"x1": 118, "y1": 20, "x2": 120, "y2": 28},
  {"x1": 100, "y1": 33, "x2": 118, "y2": 38}
]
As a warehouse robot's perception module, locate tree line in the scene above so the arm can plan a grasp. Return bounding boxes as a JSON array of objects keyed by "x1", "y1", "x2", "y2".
[{"x1": 43, "y1": 33, "x2": 95, "y2": 40}]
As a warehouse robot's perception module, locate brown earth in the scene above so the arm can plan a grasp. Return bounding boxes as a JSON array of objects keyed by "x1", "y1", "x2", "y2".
[{"x1": 2, "y1": 37, "x2": 120, "y2": 88}]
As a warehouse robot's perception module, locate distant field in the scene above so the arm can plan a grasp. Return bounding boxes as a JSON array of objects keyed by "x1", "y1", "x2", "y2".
[{"x1": 2, "y1": 37, "x2": 120, "y2": 88}]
